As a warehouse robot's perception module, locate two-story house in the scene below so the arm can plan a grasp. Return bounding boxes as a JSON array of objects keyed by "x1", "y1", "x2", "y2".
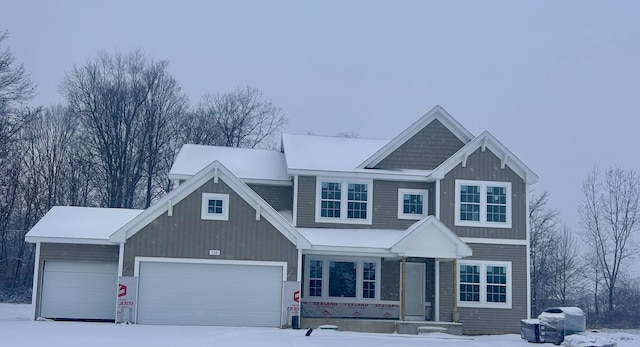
[{"x1": 25, "y1": 105, "x2": 537, "y2": 334}]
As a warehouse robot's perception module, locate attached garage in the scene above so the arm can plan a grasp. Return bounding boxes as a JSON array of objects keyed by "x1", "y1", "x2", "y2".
[
  {"x1": 136, "y1": 260, "x2": 286, "y2": 327},
  {"x1": 40, "y1": 261, "x2": 118, "y2": 321}
]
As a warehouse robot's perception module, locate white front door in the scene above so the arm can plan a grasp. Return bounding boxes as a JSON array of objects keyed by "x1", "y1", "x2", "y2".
[{"x1": 404, "y1": 262, "x2": 425, "y2": 320}]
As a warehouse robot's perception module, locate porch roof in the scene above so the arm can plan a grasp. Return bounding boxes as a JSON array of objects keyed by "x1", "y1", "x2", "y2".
[{"x1": 297, "y1": 216, "x2": 472, "y2": 259}]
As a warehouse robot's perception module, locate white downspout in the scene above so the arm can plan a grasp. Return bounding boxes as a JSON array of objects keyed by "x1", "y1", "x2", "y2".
[{"x1": 434, "y1": 260, "x2": 440, "y2": 321}]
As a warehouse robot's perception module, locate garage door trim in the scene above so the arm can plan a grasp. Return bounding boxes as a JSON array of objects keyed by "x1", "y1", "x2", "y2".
[{"x1": 134, "y1": 256, "x2": 288, "y2": 280}]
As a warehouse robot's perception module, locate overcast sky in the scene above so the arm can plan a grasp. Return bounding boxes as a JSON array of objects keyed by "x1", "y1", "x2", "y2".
[{"x1": 2, "y1": 1, "x2": 639, "y2": 238}]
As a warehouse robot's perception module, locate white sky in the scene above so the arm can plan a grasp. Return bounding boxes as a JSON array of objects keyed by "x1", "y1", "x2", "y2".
[{"x1": 2, "y1": 1, "x2": 639, "y2": 239}]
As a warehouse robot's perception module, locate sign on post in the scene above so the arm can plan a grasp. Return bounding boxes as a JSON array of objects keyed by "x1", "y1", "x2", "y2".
[{"x1": 116, "y1": 276, "x2": 137, "y2": 323}]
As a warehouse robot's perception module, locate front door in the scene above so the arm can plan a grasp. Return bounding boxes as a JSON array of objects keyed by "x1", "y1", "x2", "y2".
[{"x1": 404, "y1": 262, "x2": 425, "y2": 320}]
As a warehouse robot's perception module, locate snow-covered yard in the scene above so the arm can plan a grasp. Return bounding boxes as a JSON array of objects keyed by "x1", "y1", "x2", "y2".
[{"x1": 1, "y1": 304, "x2": 638, "y2": 347}]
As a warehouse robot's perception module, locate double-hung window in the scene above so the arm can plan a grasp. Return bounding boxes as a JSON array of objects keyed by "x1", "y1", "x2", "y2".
[
  {"x1": 455, "y1": 180, "x2": 511, "y2": 228},
  {"x1": 397, "y1": 189, "x2": 429, "y2": 220},
  {"x1": 457, "y1": 260, "x2": 511, "y2": 308},
  {"x1": 316, "y1": 178, "x2": 372, "y2": 224},
  {"x1": 305, "y1": 257, "x2": 379, "y2": 300},
  {"x1": 201, "y1": 193, "x2": 229, "y2": 221}
]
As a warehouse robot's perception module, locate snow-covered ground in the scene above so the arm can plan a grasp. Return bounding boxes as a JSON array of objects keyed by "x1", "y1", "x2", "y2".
[{"x1": 1, "y1": 304, "x2": 638, "y2": 347}]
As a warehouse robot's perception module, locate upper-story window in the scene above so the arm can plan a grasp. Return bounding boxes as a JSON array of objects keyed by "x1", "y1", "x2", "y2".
[
  {"x1": 397, "y1": 188, "x2": 429, "y2": 220},
  {"x1": 455, "y1": 180, "x2": 511, "y2": 228},
  {"x1": 315, "y1": 178, "x2": 372, "y2": 224},
  {"x1": 201, "y1": 193, "x2": 229, "y2": 221},
  {"x1": 458, "y1": 260, "x2": 512, "y2": 309}
]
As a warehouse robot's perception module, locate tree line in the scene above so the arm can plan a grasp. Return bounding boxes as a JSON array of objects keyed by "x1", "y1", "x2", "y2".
[
  {"x1": 529, "y1": 167, "x2": 640, "y2": 328},
  {"x1": 0, "y1": 30, "x2": 285, "y2": 300}
]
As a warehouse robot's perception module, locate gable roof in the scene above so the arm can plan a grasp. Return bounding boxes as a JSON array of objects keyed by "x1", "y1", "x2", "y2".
[
  {"x1": 391, "y1": 216, "x2": 472, "y2": 258},
  {"x1": 25, "y1": 206, "x2": 143, "y2": 245},
  {"x1": 111, "y1": 160, "x2": 311, "y2": 248},
  {"x1": 281, "y1": 133, "x2": 388, "y2": 173},
  {"x1": 169, "y1": 144, "x2": 290, "y2": 184},
  {"x1": 298, "y1": 216, "x2": 471, "y2": 259},
  {"x1": 358, "y1": 105, "x2": 474, "y2": 169},
  {"x1": 430, "y1": 130, "x2": 539, "y2": 184}
]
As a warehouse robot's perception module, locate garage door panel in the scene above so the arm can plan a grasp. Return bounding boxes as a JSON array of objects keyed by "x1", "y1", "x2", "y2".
[
  {"x1": 137, "y1": 261, "x2": 283, "y2": 327},
  {"x1": 41, "y1": 261, "x2": 117, "y2": 320}
]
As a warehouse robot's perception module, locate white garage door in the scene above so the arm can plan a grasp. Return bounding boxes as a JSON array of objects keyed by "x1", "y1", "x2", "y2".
[
  {"x1": 40, "y1": 261, "x2": 118, "y2": 320},
  {"x1": 137, "y1": 261, "x2": 284, "y2": 327}
]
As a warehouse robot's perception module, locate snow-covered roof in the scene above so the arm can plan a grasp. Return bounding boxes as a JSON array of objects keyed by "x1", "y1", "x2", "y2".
[
  {"x1": 169, "y1": 144, "x2": 290, "y2": 183},
  {"x1": 281, "y1": 134, "x2": 388, "y2": 173},
  {"x1": 298, "y1": 216, "x2": 472, "y2": 259},
  {"x1": 25, "y1": 206, "x2": 143, "y2": 244}
]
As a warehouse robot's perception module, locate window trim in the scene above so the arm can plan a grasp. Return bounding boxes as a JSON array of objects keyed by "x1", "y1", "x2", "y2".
[
  {"x1": 201, "y1": 193, "x2": 229, "y2": 221},
  {"x1": 315, "y1": 177, "x2": 373, "y2": 225},
  {"x1": 304, "y1": 256, "x2": 380, "y2": 301},
  {"x1": 397, "y1": 188, "x2": 429, "y2": 220},
  {"x1": 457, "y1": 260, "x2": 512, "y2": 309},
  {"x1": 454, "y1": 180, "x2": 512, "y2": 228}
]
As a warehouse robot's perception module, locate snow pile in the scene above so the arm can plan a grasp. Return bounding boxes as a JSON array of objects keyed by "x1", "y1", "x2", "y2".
[{"x1": 563, "y1": 331, "x2": 617, "y2": 347}]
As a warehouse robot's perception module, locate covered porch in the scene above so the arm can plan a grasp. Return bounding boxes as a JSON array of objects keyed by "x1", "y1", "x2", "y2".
[{"x1": 296, "y1": 216, "x2": 472, "y2": 334}]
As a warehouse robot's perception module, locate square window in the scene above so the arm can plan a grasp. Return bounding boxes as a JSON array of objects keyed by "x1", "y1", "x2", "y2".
[
  {"x1": 329, "y1": 261, "x2": 356, "y2": 298},
  {"x1": 201, "y1": 193, "x2": 229, "y2": 221},
  {"x1": 397, "y1": 189, "x2": 428, "y2": 220}
]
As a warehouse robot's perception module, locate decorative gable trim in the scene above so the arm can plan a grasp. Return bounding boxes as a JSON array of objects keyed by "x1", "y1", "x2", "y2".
[
  {"x1": 430, "y1": 131, "x2": 539, "y2": 184},
  {"x1": 358, "y1": 105, "x2": 474, "y2": 169},
  {"x1": 391, "y1": 216, "x2": 473, "y2": 259},
  {"x1": 110, "y1": 160, "x2": 311, "y2": 249}
]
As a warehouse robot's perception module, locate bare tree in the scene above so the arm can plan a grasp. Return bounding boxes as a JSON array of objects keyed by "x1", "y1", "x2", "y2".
[
  {"x1": 0, "y1": 29, "x2": 38, "y2": 299},
  {"x1": 183, "y1": 86, "x2": 286, "y2": 149},
  {"x1": 579, "y1": 167, "x2": 640, "y2": 312},
  {"x1": 61, "y1": 51, "x2": 188, "y2": 208},
  {"x1": 550, "y1": 224, "x2": 581, "y2": 305},
  {"x1": 529, "y1": 190, "x2": 560, "y2": 316}
]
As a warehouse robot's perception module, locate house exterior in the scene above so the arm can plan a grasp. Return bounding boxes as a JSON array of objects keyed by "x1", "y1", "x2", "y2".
[{"x1": 25, "y1": 105, "x2": 537, "y2": 334}]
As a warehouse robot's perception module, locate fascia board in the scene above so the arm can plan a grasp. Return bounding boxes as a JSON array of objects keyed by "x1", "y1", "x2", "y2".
[
  {"x1": 303, "y1": 247, "x2": 393, "y2": 257},
  {"x1": 286, "y1": 168, "x2": 432, "y2": 182},
  {"x1": 25, "y1": 236, "x2": 116, "y2": 245}
]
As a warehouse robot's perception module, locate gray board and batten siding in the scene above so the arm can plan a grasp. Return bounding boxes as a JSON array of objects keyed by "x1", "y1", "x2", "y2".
[
  {"x1": 35, "y1": 243, "x2": 119, "y2": 319},
  {"x1": 440, "y1": 147, "x2": 527, "y2": 240},
  {"x1": 122, "y1": 178, "x2": 298, "y2": 280},
  {"x1": 295, "y1": 176, "x2": 435, "y2": 229},
  {"x1": 438, "y1": 243, "x2": 528, "y2": 334},
  {"x1": 372, "y1": 119, "x2": 465, "y2": 171}
]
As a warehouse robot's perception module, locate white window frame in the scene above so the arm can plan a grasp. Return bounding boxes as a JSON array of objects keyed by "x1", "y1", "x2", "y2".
[
  {"x1": 304, "y1": 256, "x2": 381, "y2": 301},
  {"x1": 315, "y1": 177, "x2": 373, "y2": 225},
  {"x1": 457, "y1": 260, "x2": 512, "y2": 309},
  {"x1": 201, "y1": 193, "x2": 229, "y2": 221},
  {"x1": 455, "y1": 180, "x2": 512, "y2": 228},
  {"x1": 397, "y1": 188, "x2": 429, "y2": 220}
]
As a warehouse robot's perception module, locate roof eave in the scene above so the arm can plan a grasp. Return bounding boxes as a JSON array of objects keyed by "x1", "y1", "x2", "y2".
[{"x1": 25, "y1": 236, "x2": 116, "y2": 245}]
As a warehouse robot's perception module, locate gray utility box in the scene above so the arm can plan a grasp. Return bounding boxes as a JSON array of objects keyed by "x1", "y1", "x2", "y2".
[
  {"x1": 520, "y1": 318, "x2": 541, "y2": 343},
  {"x1": 539, "y1": 307, "x2": 586, "y2": 345}
]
